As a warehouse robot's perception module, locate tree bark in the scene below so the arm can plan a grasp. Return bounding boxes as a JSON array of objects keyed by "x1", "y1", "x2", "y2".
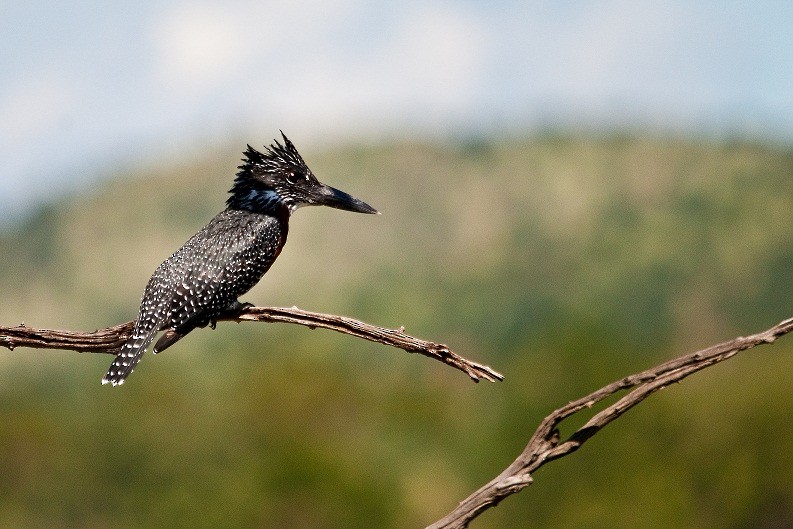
[
  {"x1": 0, "y1": 305, "x2": 503, "y2": 383},
  {"x1": 426, "y1": 316, "x2": 793, "y2": 528}
]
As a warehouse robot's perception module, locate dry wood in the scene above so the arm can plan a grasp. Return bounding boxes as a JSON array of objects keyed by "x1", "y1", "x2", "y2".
[
  {"x1": 426, "y1": 316, "x2": 793, "y2": 528},
  {"x1": 0, "y1": 305, "x2": 503, "y2": 383},
  {"x1": 4, "y1": 308, "x2": 791, "y2": 528}
]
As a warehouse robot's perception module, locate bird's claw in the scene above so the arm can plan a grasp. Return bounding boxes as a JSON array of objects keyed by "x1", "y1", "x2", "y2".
[{"x1": 230, "y1": 300, "x2": 254, "y2": 313}]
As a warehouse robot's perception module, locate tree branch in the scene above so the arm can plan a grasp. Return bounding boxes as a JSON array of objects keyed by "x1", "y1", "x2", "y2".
[
  {"x1": 0, "y1": 305, "x2": 504, "y2": 383},
  {"x1": 9, "y1": 308, "x2": 787, "y2": 527},
  {"x1": 427, "y1": 316, "x2": 793, "y2": 529}
]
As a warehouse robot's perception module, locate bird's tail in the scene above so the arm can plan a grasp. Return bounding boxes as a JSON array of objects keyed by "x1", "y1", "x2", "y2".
[{"x1": 101, "y1": 325, "x2": 159, "y2": 386}]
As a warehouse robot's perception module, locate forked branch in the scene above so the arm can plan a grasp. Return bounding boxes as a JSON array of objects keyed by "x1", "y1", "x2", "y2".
[
  {"x1": 427, "y1": 316, "x2": 793, "y2": 528},
  {"x1": 0, "y1": 305, "x2": 503, "y2": 383}
]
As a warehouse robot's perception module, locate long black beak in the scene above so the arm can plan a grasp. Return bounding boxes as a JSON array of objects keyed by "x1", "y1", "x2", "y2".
[{"x1": 313, "y1": 183, "x2": 379, "y2": 214}]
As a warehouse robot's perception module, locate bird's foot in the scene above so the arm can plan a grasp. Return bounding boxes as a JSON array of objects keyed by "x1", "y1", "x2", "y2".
[
  {"x1": 210, "y1": 301, "x2": 255, "y2": 328},
  {"x1": 229, "y1": 300, "x2": 255, "y2": 313}
]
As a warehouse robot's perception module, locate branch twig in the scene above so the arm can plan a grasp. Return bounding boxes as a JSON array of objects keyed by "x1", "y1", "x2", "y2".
[
  {"x1": 427, "y1": 316, "x2": 793, "y2": 528},
  {"x1": 0, "y1": 306, "x2": 503, "y2": 383}
]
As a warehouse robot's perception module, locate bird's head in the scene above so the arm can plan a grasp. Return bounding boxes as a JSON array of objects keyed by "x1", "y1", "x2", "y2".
[{"x1": 227, "y1": 132, "x2": 378, "y2": 216}]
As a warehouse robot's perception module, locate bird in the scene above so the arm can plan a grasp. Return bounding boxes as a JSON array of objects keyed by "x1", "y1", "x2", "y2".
[{"x1": 102, "y1": 132, "x2": 378, "y2": 386}]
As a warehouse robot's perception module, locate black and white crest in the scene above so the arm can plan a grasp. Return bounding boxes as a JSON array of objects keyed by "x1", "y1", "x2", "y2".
[
  {"x1": 240, "y1": 131, "x2": 310, "y2": 178},
  {"x1": 227, "y1": 132, "x2": 313, "y2": 212}
]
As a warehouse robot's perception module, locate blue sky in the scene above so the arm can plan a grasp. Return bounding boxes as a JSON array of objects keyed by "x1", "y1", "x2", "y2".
[{"x1": 1, "y1": 1, "x2": 791, "y2": 219}]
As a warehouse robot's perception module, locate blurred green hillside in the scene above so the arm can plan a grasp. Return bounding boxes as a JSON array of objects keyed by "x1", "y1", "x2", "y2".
[{"x1": 1, "y1": 134, "x2": 792, "y2": 528}]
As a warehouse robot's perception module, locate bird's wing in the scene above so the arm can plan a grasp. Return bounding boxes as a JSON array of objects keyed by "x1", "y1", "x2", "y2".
[
  {"x1": 165, "y1": 235, "x2": 237, "y2": 330},
  {"x1": 163, "y1": 213, "x2": 275, "y2": 331}
]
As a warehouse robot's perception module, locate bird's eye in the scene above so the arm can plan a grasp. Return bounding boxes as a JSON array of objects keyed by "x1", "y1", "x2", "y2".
[{"x1": 286, "y1": 172, "x2": 301, "y2": 185}]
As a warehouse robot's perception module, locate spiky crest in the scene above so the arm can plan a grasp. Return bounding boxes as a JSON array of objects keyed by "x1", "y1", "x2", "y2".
[{"x1": 227, "y1": 132, "x2": 310, "y2": 212}]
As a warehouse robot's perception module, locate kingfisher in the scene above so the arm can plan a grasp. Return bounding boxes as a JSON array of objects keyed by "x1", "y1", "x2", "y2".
[{"x1": 102, "y1": 132, "x2": 378, "y2": 385}]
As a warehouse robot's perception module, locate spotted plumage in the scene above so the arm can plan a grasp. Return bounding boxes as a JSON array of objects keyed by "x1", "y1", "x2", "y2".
[{"x1": 102, "y1": 132, "x2": 378, "y2": 386}]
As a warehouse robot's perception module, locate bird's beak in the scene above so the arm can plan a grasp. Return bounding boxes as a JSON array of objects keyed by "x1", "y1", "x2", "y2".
[{"x1": 313, "y1": 183, "x2": 379, "y2": 214}]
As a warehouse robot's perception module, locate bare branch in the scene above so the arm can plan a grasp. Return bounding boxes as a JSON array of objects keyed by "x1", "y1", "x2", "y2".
[
  {"x1": 9, "y1": 308, "x2": 788, "y2": 527},
  {"x1": 427, "y1": 316, "x2": 793, "y2": 529},
  {"x1": 0, "y1": 306, "x2": 503, "y2": 383}
]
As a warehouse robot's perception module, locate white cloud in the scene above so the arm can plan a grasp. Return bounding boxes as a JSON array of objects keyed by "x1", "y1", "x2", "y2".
[
  {"x1": 221, "y1": 2, "x2": 491, "y2": 138},
  {"x1": 0, "y1": 75, "x2": 74, "y2": 143},
  {"x1": 150, "y1": 3, "x2": 250, "y2": 92},
  {"x1": 382, "y1": 5, "x2": 490, "y2": 110},
  {"x1": 148, "y1": 0, "x2": 363, "y2": 95},
  {"x1": 555, "y1": 0, "x2": 685, "y2": 98}
]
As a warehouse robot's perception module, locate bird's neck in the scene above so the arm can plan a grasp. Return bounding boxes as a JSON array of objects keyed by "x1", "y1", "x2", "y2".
[
  {"x1": 224, "y1": 192, "x2": 291, "y2": 249},
  {"x1": 227, "y1": 187, "x2": 290, "y2": 217}
]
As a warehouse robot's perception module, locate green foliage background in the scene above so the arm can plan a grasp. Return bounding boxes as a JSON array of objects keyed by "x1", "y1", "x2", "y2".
[{"x1": 1, "y1": 134, "x2": 792, "y2": 528}]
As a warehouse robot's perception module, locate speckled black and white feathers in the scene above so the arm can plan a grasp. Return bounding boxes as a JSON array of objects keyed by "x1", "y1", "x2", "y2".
[
  {"x1": 102, "y1": 209, "x2": 287, "y2": 385},
  {"x1": 102, "y1": 132, "x2": 377, "y2": 386}
]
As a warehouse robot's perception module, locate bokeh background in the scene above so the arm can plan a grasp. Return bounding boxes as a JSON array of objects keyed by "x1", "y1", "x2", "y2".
[{"x1": 2, "y1": 2, "x2": 793, "y2": 527}]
